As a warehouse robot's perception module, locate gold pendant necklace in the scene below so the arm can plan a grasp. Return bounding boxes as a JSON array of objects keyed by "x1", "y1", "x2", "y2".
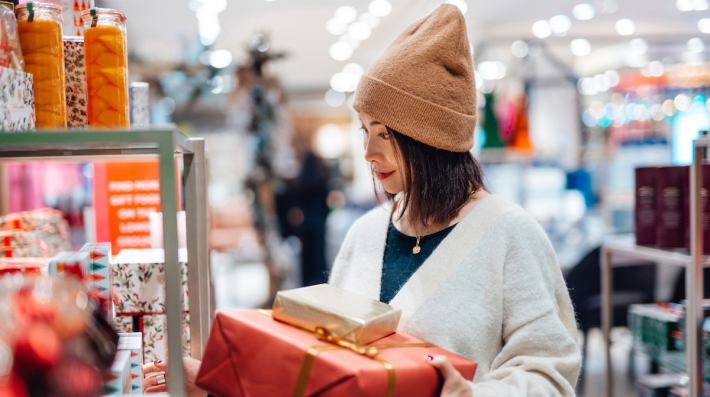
[
  {"x1": 411, "y1": 188, "x2": 479, "y2": 255},
  {"x1": 412, "y1": 236, "x2": 422, "y2": 254}
]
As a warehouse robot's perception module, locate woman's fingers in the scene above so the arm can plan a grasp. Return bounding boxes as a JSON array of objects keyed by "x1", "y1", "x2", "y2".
[
  {"x1": 144, "y1": 384, "x2": 168, "y2": 394},
  {"x1": 427, "y1": 355, "x2": 458, "y2": 379},
  {"x1": 143, "y1": 359, "x2": 167, "y2": 375}
]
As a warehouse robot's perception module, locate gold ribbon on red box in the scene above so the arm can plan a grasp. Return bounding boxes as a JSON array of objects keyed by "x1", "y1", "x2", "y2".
[{"x1": 259, "y1": 310, "x2": 435, "y2": 397}]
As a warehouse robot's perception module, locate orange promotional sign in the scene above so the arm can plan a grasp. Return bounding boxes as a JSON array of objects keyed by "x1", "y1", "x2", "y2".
[{"x1": 93, "y1": 160, "x2": 161, "y2": 255}]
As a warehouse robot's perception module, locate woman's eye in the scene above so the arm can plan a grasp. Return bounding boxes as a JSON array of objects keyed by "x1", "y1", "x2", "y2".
[{"x1": 378, "y1": 132, "x2": 391, "y2": 140}]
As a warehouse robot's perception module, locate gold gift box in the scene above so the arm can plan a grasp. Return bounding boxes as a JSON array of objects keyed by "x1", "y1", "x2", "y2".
[{"x1": 272, "y1": 284, "x2": 402, "y2": 346}]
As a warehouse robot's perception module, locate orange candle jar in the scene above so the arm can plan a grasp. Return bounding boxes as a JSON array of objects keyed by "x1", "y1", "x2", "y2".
[
  {"x1": 81, "y1": 8, "x2": 128, "y2": 129},
  {"x1": 16, "y1": 2, "x2": 67, "y2": 130}
]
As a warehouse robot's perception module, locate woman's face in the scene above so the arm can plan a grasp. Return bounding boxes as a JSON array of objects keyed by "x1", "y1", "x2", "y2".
[{"x1": 360, "y1": 112, "x2": 404, "y2": 194}]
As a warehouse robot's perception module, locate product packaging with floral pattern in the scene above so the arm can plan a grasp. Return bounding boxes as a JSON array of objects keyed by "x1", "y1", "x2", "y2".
[{"x1": 0, "y1": 66, "x2": 34, "y2": 131}]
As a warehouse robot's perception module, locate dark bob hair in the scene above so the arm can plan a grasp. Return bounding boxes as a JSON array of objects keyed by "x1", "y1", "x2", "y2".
[{"x1": 375, "y1": 127, "x2": 486, "y2": 228}]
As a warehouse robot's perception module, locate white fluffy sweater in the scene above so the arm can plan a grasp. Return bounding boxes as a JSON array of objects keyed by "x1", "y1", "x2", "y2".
[{"x1": 329, "y1": 195, "x2": 581, "y2": 397}]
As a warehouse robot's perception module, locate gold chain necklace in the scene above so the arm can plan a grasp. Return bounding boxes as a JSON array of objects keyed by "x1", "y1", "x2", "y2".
[{"x1": 412, "y1": 189, "x2": 479, "y2": 255}]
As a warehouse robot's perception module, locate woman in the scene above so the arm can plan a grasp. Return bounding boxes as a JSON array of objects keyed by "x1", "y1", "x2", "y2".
[{"x1": 144, "y1": 4, "x2": 581, "y2": 396}]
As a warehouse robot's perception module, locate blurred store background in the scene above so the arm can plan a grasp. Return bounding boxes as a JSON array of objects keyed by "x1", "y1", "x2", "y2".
[{"x1": 2, "y1": 0, "x2": 710, "y2": 395}]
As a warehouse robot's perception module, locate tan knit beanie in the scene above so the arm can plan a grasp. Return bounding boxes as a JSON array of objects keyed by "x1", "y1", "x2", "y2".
[{"x1": 353, "y1": 4, "x2": 477, "y2": 152}]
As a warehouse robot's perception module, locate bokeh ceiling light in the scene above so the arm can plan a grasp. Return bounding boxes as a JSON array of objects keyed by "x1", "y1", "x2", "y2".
[
  {"x1": 348, "y1": 22, "x2": 372, "y2": 40},
  {"x1": 677, "y1": 0, "x2": 694, "y2": 11},
  {"x1": 605, "y1": 70, "x2": 620, "y2": 86},
  {"x1": 368, "y1": 0, "x2": 392, "y2": 17},
  {"x1": 615, "y1": 19, "x2": 636, "y2": 36},
  {"x1": 325, "y1": 89, "x2": 346, "y2": 107},
  {"x1": 629, "y1": 38, "x2": 648, "y2": 54},
  {"x1": 445, "y1": 0, "x2": 468, "y2": 15},
  {"x1": 532, "y1": 20, "x2": 552, "y2": 38},
  {"x1": 477, "y1": 61, "x2": 506, "y2": 80},
  {"x1": 577, "y1": 77, "x2": 597, "y2": 96},
  {"x1": 699, "y1": 18, "x2": 710, "y2": 33},
  {"x1": 331, "y1": 70, "x2": 361, "y2": 93},
  {"x1": 570, "y1": 38, "x2": 591, "y2": 56},
  {"x1": 511, "y1": 40, "x2": 529, "y2": 58},
  {"x1": 688, "y1": 37, "x2": 705, "y2": 53},
  {"x1": 572, "y1": 3, "x2": 595, "y2": 20},
  {"x1": 343, "y1": 62, "x2": 364, "y2": 76},
  {"x1": 326, "y1": 18, "x2": 348, "y2": 35},
  {"x1": 358, "y1": 13, "x2": 380, "y2": 29},
  {"x1": 209, "y1": 49, "x2": 233, "y2": 68},
  {"x1": 679, "y1": 0, "x2": 709, "y2": 10},
  {"x1": 339, "y1": 34, "x2": 361, "y2": 49},
  {"x1": 549, "y1": 15, "x2": 572, "y2": 34},
  {"x1": 647, "y1": 60, "x2": 664, "y2": 77},
  {"x1": 329, "y1": 42, "x2": 354, "y2": 61},
  {"x1": 335, "y1": 6, "x2": 358, "y2": 23},
  {"x1": 316, "y1": 124, "x2": 348, "y2": 159},
  {"x1": 674, "y1": 94, "x2": 691, "y2": 111}
]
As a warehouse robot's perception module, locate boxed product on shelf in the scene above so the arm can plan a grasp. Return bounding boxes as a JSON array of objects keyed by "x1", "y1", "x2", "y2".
[
  {"x1": 0, "y1": 257, "x2": 50, "y2": 275},
  {"x1": 49, "y1": 251, "x2": 90, "y2": 281},
  {"x1": 117, "y1": 332, "x2": 144, "y2": 395},
  {"x1": 129, "y1": 82, "x2": 150, "y2": 127},
  {"x1": 80, "y1": 242, "x2": 113, "y2": 319},
  {"x1": 63, "y1": 36, "x2": 88, "y2": 128},
  {"x1": 112, "y1": 248, "x2": 189, "y2": 313},
  {"x1": 637, "y1": 373, "x2": 687, "y2": 397},
  {"x1": 657, "y1": 166, "x2": 690, "y2": 249},
  {"x1": 0, "y1": 66, "x2": 35, "y2": 131},
  {"x1": 140, "y1": 313, "x2": 190, "y2": 362},
  {"x1": 0, "y1": 230, "x2": 41, "y2": 257},
  {"x1": 635, "y1": 167, "x2": 658, "y2": 246},
  {"x1": 104, "y1": 350, "x2": 132, "y2": 395},
  {"x1": 0, "y1": 209, "x2": 71, "y2": 257},
  {"x1": 629, "y1": 304, "x2": 682, "y2": 357}
]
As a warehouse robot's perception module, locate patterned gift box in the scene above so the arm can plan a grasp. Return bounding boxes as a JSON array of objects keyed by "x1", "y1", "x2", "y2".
[
  {"x1": 141, "y1": 313, "x2": 190, "y2": 363},
  {"x1": 112, "y1": 249, "x2": 189, "y2": 314},
  {"x1": 80, "y1": 242, "x2": 113, "y2": 319},
  {"x1": 0, "y1": 66, "x2": 35, "y2": 132},
  {"x1": 0, "y1": 230, "x2": 41, "y2": 258},
  {"x1": 49, "y1": 251, "x2": 91, "y2": 282},
  {"x1": 63, "y1": 37, "x2": 88, "y2": 129},
  {"x1": 114, "y1": 315, "x2": 136, "y2": 334},
  {"x1": 0, "y1": 209, "x2": 71, "y2": 257},
  {"x1": 118, "y1": 332, "x2": 144, "y2": 395},
  {"x1": 129, "y1": 82, "x2": 150, "y2": 128},
  {"x1": 104, "y1": 350, "x2": 132, "y2": 395}
]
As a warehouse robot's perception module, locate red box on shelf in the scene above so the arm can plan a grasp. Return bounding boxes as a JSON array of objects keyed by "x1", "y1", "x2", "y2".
[
  {"x1": 635, "y1": 167, "x2": 658, "y2": 246},
  {"x1": 656, "y1": 166, "x2": 689, "y2": 249},
  {"x1": 196, "y1": 310, "x2": 477, "y2": 397}
]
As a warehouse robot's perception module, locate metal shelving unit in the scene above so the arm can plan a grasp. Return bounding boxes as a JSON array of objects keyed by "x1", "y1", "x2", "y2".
[
  {"x1": 602, "y1": 136, "x2": 710, "y2": 397},
  {"x1": 0, "y1": 129, "x2": 211, "y2": 397}
]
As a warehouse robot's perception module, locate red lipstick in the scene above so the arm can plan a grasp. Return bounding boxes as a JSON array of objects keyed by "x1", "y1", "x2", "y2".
[{"x1": 376, "y1": 171, "x2": 395, "y2": 180}]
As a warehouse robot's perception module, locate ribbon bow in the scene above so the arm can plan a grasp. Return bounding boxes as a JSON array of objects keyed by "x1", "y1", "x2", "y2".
[{"x1": 313, "y1": 326, "x2": 379, "y2": 358}]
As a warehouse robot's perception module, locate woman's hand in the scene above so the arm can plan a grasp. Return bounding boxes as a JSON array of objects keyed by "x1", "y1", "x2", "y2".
[
  {"x1": 427, "y1": 355, "x2": 473, "y2": 397},
  {"x1": 142, "y1": 357, "x2": 207, "y2": 397}
]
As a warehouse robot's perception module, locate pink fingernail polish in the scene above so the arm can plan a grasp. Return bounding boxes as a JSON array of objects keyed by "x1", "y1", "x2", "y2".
[
  {"x1": 155, "y1": 359, "x2": 162, "y2": 364},
  {"x1": 426, "y1": 355, "x2": 434, "y2": 361}
]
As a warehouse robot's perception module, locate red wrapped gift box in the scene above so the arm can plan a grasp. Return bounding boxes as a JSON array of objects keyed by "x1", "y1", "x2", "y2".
[{"x1": 196, "y1": 310, "x2": 477, "y2": 397}]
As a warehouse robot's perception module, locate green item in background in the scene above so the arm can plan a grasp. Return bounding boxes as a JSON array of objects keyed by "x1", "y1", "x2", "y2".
[{"x1": 482, "y1": 93, "x2": 504, "y2": 149}]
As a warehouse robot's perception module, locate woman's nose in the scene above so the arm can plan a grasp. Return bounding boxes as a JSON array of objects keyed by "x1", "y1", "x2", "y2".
[{"x1": 363, "y1": 136, "x2": 378, "y2": 163}]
